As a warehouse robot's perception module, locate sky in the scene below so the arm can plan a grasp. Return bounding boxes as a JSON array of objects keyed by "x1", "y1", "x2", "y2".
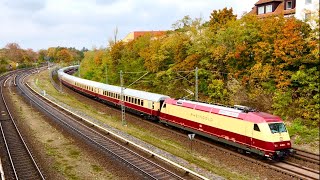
[{"x1": 0, "y1": 0, "x2": 257, "y2": 51}]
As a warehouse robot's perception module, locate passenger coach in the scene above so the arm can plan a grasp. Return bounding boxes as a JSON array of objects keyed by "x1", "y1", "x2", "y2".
[{"x1": 58, "y1": 66, "x2": 169, "y2": 120}]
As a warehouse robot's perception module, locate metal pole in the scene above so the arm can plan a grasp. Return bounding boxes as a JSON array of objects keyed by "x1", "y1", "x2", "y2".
[
  {"x1": 195, "y1": 67, "x2": 198, "y2": 101},
  {"x1": 120, "y1": 71, "x2": 126, "y2": 126},
  {"x1": 105, "y1": 65, "x2": 108, "y2": 84},
  {"x1": 78, "y1": 60, "x2": 80, "y2": 78}
]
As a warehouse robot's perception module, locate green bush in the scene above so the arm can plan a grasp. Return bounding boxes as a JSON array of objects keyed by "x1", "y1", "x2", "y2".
[{"x1": 287, "y1": 118, "x2": 319, "y2": 144}]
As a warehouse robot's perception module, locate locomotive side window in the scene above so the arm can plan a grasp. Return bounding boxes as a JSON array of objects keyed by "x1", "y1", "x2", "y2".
[{"x1": 254, "y1": 124, "x2": 260, "y2": 132}]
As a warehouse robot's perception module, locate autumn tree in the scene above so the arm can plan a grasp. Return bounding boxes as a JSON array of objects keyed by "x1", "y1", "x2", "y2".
[
  {"x1": 56, "y1": 49, "x2": 73, "y2": 63},
  {"x1": 5, "y1": 43, "x2": 24, "y2": 63},
  {"x1": 207, "y1": 7, "x2": 237, "y2": 33},
  {"x1": 38, "y1": 49, "x2": 48, "y2": 62}
]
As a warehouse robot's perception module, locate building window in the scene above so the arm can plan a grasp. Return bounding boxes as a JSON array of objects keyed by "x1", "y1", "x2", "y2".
[
  {"x1": 305, "y1": 0, "x2": 311, "y2": 4},
  {"x1": 305, "y1": 12, "x2": 311, "y2": 21},
  {"x1": 266, "y1": 4, "x2": 272, "y2": 13},
  {"x1": 258, "y1": 6, "x2": 264, "y2": 14},
  {"x1": 286, "y1": 1, "x2": 292, "y2": 9}
]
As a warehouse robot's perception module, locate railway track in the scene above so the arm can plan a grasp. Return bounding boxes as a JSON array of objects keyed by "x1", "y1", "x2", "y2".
[
  {"x1": 51, "y1": 67, "x2": 320, "y2": 180},
  {"x1": 272, "y1": 161, "x2": 319, "y2": 180},
  {"x1": 292, "y1": 148, "x2": 320, "y2": 165},
  {"x1": 0, "y1": 71, "x2": 45, "y2": 180},
  {"x1": 16, "y1": 69, "x2": 188, "y2": 179}
]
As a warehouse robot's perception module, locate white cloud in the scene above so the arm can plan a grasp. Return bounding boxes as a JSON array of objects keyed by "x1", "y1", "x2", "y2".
[{"x1": 0, "y1": 0, "x2": 258, "y2": 50}]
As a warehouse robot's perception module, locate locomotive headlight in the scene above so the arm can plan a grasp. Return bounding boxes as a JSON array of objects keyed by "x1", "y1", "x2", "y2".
[
  {"x1": 287, "y1": 142, "x2": 290, "y2": 146},
  {"x1": 274, "y1": 144, "x2": 278, "y2": 147}
]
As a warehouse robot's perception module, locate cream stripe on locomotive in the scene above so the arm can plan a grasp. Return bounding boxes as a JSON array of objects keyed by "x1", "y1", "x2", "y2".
[{"x1": 164, "y1": 104, "x2": 290, "y2": 143}]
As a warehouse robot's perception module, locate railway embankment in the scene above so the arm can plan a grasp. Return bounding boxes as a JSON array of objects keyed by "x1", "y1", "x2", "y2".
[{"x1": 23, "y1": 68, "x2": 319, "y2": 179}]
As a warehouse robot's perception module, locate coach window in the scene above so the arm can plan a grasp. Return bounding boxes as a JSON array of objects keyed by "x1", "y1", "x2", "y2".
[
  {"x1": 138, "y1": 99, "x2": 140, "y2": 105},
  {"x1": 254, "y1": 124, "x2": 260, "y2": 132},
  {"x1": 141, "y1": 100, "x2": 144, "y2": 106}
]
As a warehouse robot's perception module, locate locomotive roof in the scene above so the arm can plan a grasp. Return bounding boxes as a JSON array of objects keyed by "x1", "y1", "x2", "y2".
[
  {"x1": 165, "y1": 98, "x2": 283, "y2": 123},
  {"x1": 58, "y1": 66, "x2": 170, "y2": 102}
]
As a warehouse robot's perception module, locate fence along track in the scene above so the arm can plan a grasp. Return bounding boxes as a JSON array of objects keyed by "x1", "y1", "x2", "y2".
[{"x1": 0, "y1": 73, "x2": 45, "y2": 180}]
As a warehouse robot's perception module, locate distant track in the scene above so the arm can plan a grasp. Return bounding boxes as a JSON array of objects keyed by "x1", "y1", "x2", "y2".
[
  {"x1": 16, "y1": 68, "x2": 188, "y2": 180},
  {"x1": 0, "y1": 71, "x2": 45, "y2": 180}
]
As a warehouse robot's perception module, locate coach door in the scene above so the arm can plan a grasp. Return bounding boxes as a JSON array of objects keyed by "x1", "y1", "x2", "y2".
[
  {"x1": 159, "y1": 100, "x2": 165, "y2": 111},
  {"x1": 245, "y1": 123, "x2": 253, "y2": 148}
]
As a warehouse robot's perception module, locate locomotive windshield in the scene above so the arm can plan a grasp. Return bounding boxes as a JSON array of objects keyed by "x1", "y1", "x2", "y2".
[{"x1": 268, "y1": 123, "x2": 287, "y2": 134}]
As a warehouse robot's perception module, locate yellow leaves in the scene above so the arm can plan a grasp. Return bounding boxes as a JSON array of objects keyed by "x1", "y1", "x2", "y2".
[
  {"x1": 93, "y1": 50, "x2": 103, "y2": 65},
  {"x1": 250, "y1": 63, "x2": 272, "y2": 81},
  {"x1": 56, "y1": 49, "x2": 73, "y2": 63}
]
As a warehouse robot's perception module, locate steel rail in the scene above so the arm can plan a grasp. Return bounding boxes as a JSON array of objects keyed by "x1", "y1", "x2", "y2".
[
  {"x1": 0, "y1": 71, "x2": 45, "y2": 180},
  {"x1": 17, "y1": 70, "x2": 185, "y2": 180},
  {"x1": 55, "y1": 66, "x2": 320, "y2": 180}
]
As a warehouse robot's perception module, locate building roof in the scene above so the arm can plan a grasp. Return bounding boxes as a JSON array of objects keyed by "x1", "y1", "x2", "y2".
[
  {"x1": 250, "y1": 0, "x2": 296, "y2": 17},
  {"x1": 255, "y1": 0, "x2": 283, "y2": 5},
  {"x1": 122, "y1": 31, "x2": 166, "y2": 42},
  {"x1": 133, "y1": 31, "x2": 165, "y2": 39}
]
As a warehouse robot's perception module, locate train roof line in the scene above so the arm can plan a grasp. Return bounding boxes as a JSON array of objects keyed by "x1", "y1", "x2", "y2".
[
  {"x1": 59, "y1": 66, "x2": 170, "y2": 102},
  {"x1": 175, "y1": 98, "x2": 257, "y2": 113}
]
